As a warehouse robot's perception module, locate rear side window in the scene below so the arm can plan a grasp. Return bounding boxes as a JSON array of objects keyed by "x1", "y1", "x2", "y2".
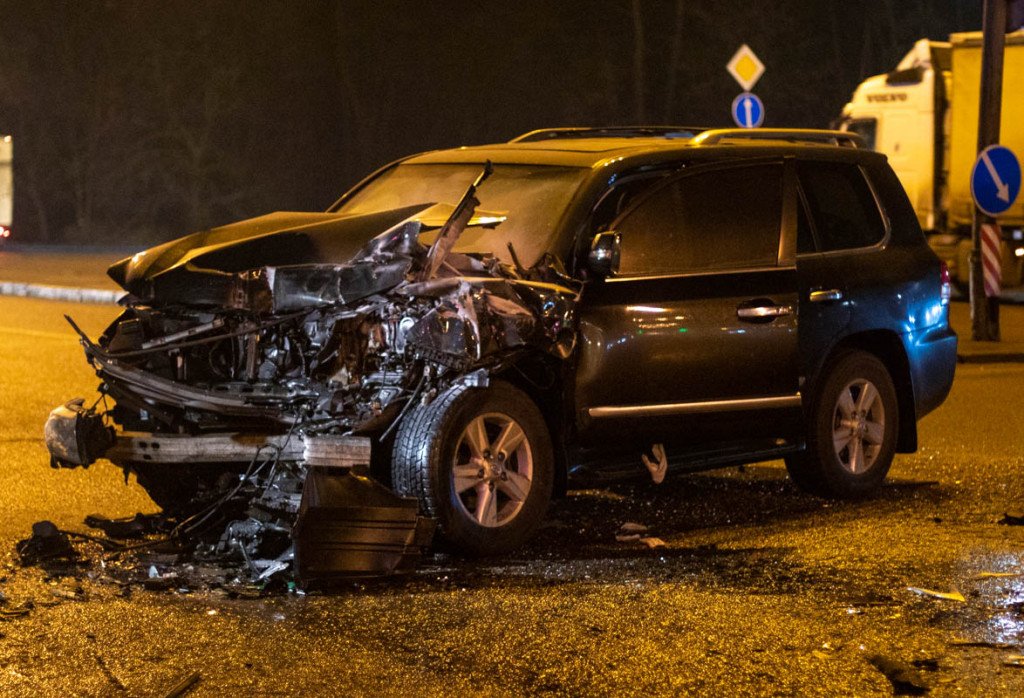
[
  {"x1": 798, "y1": 161, "x2": 887, "y2": 252},
  {"x1": 614, "y1": 163, "x2": 783, "y2": 276}
]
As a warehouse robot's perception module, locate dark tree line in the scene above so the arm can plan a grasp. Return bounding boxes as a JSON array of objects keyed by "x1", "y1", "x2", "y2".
[{"x1": 0, "y1": 0, "x2": 980, "y2": 246}]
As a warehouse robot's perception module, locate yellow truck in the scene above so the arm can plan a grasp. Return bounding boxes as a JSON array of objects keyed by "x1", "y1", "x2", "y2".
[{"x1": 838, "y1": 31, "x2": 1024, "y2": 289}]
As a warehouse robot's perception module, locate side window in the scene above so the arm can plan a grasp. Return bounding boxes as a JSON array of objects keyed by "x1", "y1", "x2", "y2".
[
  {"x1": 845, "y1": 118, "x2": 877, "y2": 150},
  {"x1": 797, "y1": 195, "x2": 816, "y2": 254},
  {"x1": 590, "y1": 171, "x2": 672, "y2": 234},
  {"x1": 797, "y1": 161, "x2": 887, "y2": 252},
  {"x1": 614, "y1": 164, "x2": 783, "y2": 276}
]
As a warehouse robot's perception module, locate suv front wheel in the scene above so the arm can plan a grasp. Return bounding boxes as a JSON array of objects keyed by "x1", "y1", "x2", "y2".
[
  {"x1": 786, "y1": 350, "x2": 899, "y2": 498},
  {"x1": 392, "y1": 381, "x2": 554, "y2": 556}
]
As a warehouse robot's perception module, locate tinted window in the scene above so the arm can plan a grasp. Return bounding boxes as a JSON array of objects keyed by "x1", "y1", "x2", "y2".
[
  {"x1": 614, "y1": 164, "x2": 782, "y2": 276},
  {"x1": 845, "y1": 119, "x2": 877, "y2": 150},
  {"x1": 864, "y1": 161, "x2": 924, "y2": 245},
  {"x1": 798, "y1": 161, "x2": 886, "y2": 252},
  {"x1": 797, "y1": 196, "x2": 816, "y2": 254}
]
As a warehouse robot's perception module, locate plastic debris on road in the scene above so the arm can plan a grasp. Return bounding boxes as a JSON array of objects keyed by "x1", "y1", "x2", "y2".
[{"x1": 907, "y1": 586, "x2": 966, "y2": 602}]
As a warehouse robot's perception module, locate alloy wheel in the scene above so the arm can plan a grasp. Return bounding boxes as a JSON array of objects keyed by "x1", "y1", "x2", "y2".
[
  {"x1": 832, "y1": 378, "x2": 886, "y2": 474},
  {"x1": 451, "y1": 412, "x2": 534, "y2": 528}
]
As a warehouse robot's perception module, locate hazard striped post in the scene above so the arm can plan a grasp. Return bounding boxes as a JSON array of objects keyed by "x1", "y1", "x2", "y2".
[
  {"x1": 969, "y1": 0, "x2": 1009, "y2": 341},
  {"x1": 980, "y1": 222, "x2": 1003, "y2": 298}
]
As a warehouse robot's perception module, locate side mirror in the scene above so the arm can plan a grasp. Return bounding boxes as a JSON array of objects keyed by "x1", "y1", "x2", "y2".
[{"x1": 588, "y1": 231, "x2": 621, "y2": 277}]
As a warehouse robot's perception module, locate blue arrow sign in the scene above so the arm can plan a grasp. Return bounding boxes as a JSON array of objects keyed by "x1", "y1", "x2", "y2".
[
  {"x1": 731, "y1": 92, "x2": 764, "y2": 129},
  {"x1": 971, "y1": 144, "x2": 1021, "y2": 217}
]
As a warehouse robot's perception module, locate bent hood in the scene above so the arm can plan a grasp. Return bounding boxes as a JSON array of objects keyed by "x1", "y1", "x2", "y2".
[{"x1": 108, "y1": 205, "x2": 435, "y2": 297}]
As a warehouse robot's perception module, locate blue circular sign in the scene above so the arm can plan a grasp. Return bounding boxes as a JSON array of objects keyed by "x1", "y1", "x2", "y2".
[
  {"x1": 971, "y1": 144, "x2": 1021, "y2": 217},
  {"x1": 731, "y1": 92, "x2": 764, "y2": 129}
]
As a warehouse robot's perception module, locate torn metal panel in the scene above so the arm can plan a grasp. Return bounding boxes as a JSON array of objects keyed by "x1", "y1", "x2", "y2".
[
  {"x1": 293, "y1": 469, "x2": 436, "y2": 582},
  {"x1": 421, "y1": 162, "x2": 493, "y2": 281}
]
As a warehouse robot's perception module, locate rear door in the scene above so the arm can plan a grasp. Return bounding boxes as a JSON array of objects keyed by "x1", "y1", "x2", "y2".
[
  {"x1": 795, "y1": 159, "x2": 891, "y2": 387},
  {"x1": 575, "y1": 159, "x2": 802, "y2": 452}
]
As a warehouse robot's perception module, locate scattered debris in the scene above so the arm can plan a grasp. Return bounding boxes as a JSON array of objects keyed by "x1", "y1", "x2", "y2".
[
  {"x1": 618, "y1": 522, "x2": 649, "y2": 534},
  {"x1": 161, "y1": 670, "x2": 201, "y2": 698},
  {"x1": 974, "y1": 571, "x2": 1022, "y2": 579},
  {"x1": 947, "y1": 639, "x2": 1015, "y2": 649},
  {"x1": 907, "y1": 587, "x2": 965, "y2": 602},
  {"x1": 0, "y1": 601, "x2": 33, "y2": 621},
  {"x1": 868, "y1": 654, "x2": 930, "y2": 695},
  {"x1": 614, "y1": 534, "x2": 641, "y2": 543},
  {"x1": 639, "y1": 537, "x2": 667, "y2": 549},
  {"x1": 85, "y1": 513, "x2": 164, "y2": 539},
  {"x1": 16, "y1": 521, "x2": 78, "y2": 566},
  {"x1": 999, "y1": 511, "x2": 1024, "y2": 526},
  {"x1": 642, "y1": 444, "x2": 668, "y2": 484}
]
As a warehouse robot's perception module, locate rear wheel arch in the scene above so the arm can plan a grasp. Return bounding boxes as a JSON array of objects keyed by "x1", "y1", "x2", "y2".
[{"x1": 810, "y1": 330, "x2": 917, "y2": 453}]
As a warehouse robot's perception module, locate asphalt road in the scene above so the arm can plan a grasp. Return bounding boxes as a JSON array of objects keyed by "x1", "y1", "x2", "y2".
[{"x1": 2, "y1": 295, "x2": 1024, "y2": 696}]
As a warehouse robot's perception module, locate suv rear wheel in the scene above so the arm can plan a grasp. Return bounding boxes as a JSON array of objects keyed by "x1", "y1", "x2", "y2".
[
  {"x1": 786, "y1": 350, "x2": 898, "y2": 498},
  {"x1": 392, "y1": 381, "x2": 554, "y2": 555}
]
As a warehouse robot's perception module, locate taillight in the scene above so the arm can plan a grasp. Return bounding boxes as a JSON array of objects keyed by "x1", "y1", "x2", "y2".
[
  {"x1": 0, "y1": 226, "x2": 9, "y2": 238},
  {"x1": 939, "y1": 261, "x2": 951, "y2": 306}
]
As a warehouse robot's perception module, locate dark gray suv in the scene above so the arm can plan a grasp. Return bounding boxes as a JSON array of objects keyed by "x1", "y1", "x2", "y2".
[{"x1": 46, "y1": 127, "x2": 957, "y2": 575}]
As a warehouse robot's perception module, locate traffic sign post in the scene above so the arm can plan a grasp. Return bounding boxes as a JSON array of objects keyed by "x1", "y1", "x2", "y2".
[
  {"x1": 970, "y1": 144, "x2": 1021, "y2": 217},
  {"x1": 726, "y1": 45, "x2": 765, "y2": 128},
  {"x1": 969, "y1": 0, "x2": 1020, "y2": 341},
  {"x1": 726, "y1": 45, "x2": 764, "y2": 91},
  {"x1": 981, "y1": 222, "x2": 1003, "y2": 298},
  {"x1": 731, "y1": 93, "x2": 764, "y2": 129}
]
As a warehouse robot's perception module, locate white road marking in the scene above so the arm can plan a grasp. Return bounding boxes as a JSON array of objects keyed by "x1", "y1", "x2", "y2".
[{"x1": 0, "y1": 326, "x2": 77, "y2": 341}]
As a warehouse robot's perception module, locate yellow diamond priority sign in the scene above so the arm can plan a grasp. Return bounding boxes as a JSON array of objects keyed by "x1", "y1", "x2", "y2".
[{"x1": 726, "y1": 44, "x2": 765, "y2": 92}]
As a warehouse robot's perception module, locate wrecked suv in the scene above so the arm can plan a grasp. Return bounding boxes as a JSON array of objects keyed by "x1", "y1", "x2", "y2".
[{"x1": 45, "y1": 127, "x2": 957, "y2": 578}]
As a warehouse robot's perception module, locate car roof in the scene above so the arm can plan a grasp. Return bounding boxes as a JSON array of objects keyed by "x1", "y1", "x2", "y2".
[{"x1": 402, "y1": 129, "x2": 878, "y2": 170}]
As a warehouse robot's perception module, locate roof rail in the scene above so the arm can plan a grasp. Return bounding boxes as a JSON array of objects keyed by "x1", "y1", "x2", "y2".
[
  {"x1": 510, "y1": 126, "x2": 708, "y2": 143},
  {"x1": 691, "y1": 128, "x2": 865, "y2": 148}
]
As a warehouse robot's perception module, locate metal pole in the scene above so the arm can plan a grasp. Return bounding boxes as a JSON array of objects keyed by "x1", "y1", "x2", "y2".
[{"x1": 971, "y1": 0, "x2": 1008, "y2": 341}]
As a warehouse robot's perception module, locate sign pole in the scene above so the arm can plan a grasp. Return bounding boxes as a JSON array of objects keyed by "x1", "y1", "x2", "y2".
[{"x1": 971, "y1": 0, "x2": 1007, "y2": 341}]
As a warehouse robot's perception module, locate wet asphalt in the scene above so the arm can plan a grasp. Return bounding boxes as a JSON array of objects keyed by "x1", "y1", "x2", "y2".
[{"x1": 2, "y1": 295, "x2": 1024, "y2": 696}]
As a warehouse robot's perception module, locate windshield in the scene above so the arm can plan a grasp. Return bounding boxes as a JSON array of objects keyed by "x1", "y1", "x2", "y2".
[{"x1": 335, "y1": 163, "x2": 588, "y2": 267}]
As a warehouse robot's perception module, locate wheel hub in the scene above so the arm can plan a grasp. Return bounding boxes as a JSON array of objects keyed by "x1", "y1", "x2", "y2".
[
  {"x1": 451, "y1": 413, "x2": 533, "y2": 528},
  {"x1": 833, "y1": 379, "x2": 885, "y2": 475}
]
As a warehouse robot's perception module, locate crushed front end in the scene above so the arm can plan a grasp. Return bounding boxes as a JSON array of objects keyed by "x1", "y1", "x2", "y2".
[{"x1": 44, "y1": 170, "x2": 579, "y2": 582}]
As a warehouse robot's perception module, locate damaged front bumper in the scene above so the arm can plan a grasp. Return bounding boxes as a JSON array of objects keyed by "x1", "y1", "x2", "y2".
[
  {"x1": 45, "y1": 406, "x2": 374, "y2": 470},
  {"x1": 43, "y1": 407, "x2": 436, "y2": 581}
]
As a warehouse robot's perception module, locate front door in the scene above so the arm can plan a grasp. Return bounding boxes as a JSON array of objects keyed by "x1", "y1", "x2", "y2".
[{"x1": 575, "y1": 160, "x2": 802, "y2": 455}]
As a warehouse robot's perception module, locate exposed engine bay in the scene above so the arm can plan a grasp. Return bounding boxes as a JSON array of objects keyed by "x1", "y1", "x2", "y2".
[{"x1": 43, "y1": 165, "x2": 580, "y2": 583}]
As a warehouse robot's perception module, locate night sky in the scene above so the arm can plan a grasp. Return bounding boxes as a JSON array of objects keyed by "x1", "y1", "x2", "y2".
[{"x1": 0, "y1": 0, "x2": 983, "y2": 246}]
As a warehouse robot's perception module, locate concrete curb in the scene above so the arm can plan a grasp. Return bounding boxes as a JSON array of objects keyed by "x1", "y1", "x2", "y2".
[
  {"x1": 957, "y1": 350, "x2": 1024, "y2": 364},
  {"x1": 0, "y1": 281, "x2": 122, "y2": 305}
]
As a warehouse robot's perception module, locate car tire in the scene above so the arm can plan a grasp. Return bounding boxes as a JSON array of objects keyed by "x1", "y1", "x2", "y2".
[
  {"x1": 785, "y1": 350, "x2": 899, "y2": 499},
  {"x1": 391, "y1": 380, "x2": 554, "y2": 556}
]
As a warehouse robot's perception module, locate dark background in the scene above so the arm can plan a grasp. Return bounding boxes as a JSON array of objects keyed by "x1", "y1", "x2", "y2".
[{"x1": 0, "y1": 0, "x2": 982, "y2": 246}]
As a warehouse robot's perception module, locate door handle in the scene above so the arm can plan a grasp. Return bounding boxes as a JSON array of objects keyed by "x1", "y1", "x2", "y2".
[
  {"x1": 736, "y1": 305, "x2": 793, "y2": 319},
  {"x1": 809, "y1": 288, "x2": 844, "y2": 303}
]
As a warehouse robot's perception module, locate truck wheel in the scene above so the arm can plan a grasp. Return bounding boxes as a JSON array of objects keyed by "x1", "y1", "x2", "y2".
[
  {"x1": 392, "y1": 381, "x2": 553, "y2": 556},
  {"x1": 785, "y1": 350, "x2": 899, "y2": 498}
]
